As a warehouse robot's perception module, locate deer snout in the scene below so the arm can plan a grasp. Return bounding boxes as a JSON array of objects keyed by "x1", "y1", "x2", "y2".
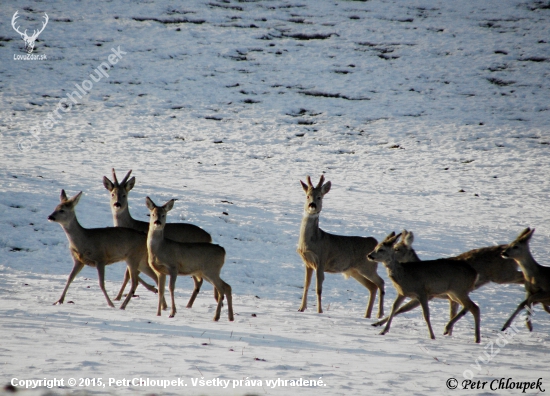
[
  {"x1": 113, "y1": 202, "x2": 121, "y2": 208},
  {"x1": 154, "y1": 220, "x2": 162, "y2": 226},
  {"x1": 47, "y1": 215, "x2": 55, "y2": 221},
  {"x1": 367, "y1": 254, "x2": 374, "y2": 261},
  {"x1": 308, "y1": 202, "x2": 317, "y2": 210},
  {"x1": 501, "y1": 251, "x2": 509, "y2": 259}
]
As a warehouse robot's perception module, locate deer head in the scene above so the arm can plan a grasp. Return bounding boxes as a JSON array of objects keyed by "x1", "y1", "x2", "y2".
[
  {"x1": 12, "y1": 11, "x2": 49, "y2": 54},
  {"x1": 300, "y1": 175, "x2": 331, "y2": 216}
]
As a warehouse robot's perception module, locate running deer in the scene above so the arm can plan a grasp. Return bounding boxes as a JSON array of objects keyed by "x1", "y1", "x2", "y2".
[
  {"x1": 368, "y1": 232, "x2": 481, "y2": 343},
  {"x1": 145, "y1": 197, "x2": 234, "y2": 321},
  {"x1": 103, "y1": 169, "x2": 212, "y2": 307},
  {"x1": 47, "y1": 190, "x2": 161, "y2": 309},
  {"x1": 373, "y1": 229, "x2": 524, "y2": 329},
  {"x1": 297, "y1": 175, "x2": 384, "y2": 318},
  {"x1": 501, "y1": 228, "x2": 550, "y2": 332}
]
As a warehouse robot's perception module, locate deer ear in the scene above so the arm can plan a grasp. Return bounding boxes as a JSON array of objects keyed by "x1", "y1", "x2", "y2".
[
  {"x1": 60, "y1": 189, "x2": 68, "y2": 202},
  {"x1": 519, "y1": 228, "x2": 535, "y2": 242},
  {"x1": 103, "y1": 176, "x2": 114, "y2": 191},
  {"x1": 404, "y1": 230, "x2": 414, "y2": 246},
  {"x1": 145, "y1": 196, "x2": 156, "y2": 210},
  {"x1": 300, "y1": 180, "x2": 309, "y2": 193},
  {"x1": 125, "y1": 177, "x2": 136, "y2": 192},
  {"x1": 321, "y1": 181, "x2": 331, "y2": 195},
  {"x1": 70, "y1": 191, "x2": 83, "y2": 206},
  {"x1": 163, "y1": 199, "x2": 176, "y2": 212}
]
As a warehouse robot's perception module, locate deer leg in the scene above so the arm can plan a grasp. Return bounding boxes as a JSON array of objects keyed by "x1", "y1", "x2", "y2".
[
  {"x1": 168, "y1": 269, "x2": 178, "y2": 318},
  {"x1": 96, "y1": 263, "x2": 115, "y2": 308},
  {"x1": 115, "y1": 268, "x2": 130, "y2": 301},
  {"x1": 186, "y1": 276, "x2": 203, "y2": 308},
  {"x1": 418, "y1": 295, "x2": 435, "y2": 340},
  {"x1": 470, "y1": 300, "x2": 481, "y2": 343},
  {"x1": 315, "y1": 266, "x2": 325, "y2": 314},
  {"x1": 208, "y1": 276, "x2": 234, "y2": 322},
  {"x1": 156, "y1": 273, "x2": 166, "y2": 316},
  {"x1": 120, "y1": 264, "x2": 140, "y2": 310},
  {"x1": 372, "y1": 299, "x2": 420, "y2": 327},
  {"x1": 137, "y1": 276, "x2": 158, "y2": 293},
  {"x1": 349, "y1": 272, "x2": 378, "y2": 318},
  {"x1": 224, "y1": 281, "x2": 234, "y2": 321},
  {"x1": 502, "y1": 297, "x2": 531, "y2": 331},
  {"x1": 54, "y1": 258, "x2": 85, "y2": 305},
  {"x1": 116, "y1": 272, "x2": 157, "y2": 300},
  {"x1": 522, "y1": 291, "x2": 550, "y2": 331},
  {"x1": 445, "y1": 300, "x2": 460, "y2": 336},
  {"x1": 298, "y1": 267, "x2": 313, "y2": 312},
  {"x1": 445, "y1": 297, "x2": 480, "y2": 343},
  {"x1": 356, "y1": 266, "x2": 385, "y2": 318},
  {"x1": 380, "y1": 295, "x2": 406, "y2": 336},
  {"x1": 139, "y1": 263, "x2": 166, "y2": 309}
]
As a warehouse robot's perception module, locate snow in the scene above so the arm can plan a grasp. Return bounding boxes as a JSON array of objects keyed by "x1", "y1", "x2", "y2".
[{"x1": 1, "y1": 0, "x2": 549, "y2": 394}]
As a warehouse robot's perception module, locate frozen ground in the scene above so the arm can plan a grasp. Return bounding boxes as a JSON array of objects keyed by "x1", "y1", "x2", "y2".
[{"x1": 0, "y1": 0, "x2": 549, "y2": 394}]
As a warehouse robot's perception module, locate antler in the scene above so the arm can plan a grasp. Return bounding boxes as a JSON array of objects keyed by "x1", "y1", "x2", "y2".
[
  {"x1": 120, "y1": 170, "x2": 132, "y2": 186},
  {"x1": 306, "y1": 176, "x2": 313, "y2": 188},
  {"x1": 316, "y1": 175, "x2": 325, "y2": 189},
  {"x1": 111, "y1": 168, "x2": 119, "y2": 186},
  {"x1": 11, "y1": 11, "x2": 28, "y2": 39}
]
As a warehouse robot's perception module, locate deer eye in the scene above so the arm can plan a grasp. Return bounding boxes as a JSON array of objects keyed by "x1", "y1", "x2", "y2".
[
  {"x1": 111, "y1": 193, "x2": 115, "y2": 197},
  {"x1": 59, "y1": 210, "x2": 65, "y2": 213}
]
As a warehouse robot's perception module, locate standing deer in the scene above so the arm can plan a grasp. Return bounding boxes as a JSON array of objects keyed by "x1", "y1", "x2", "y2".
[
  {"x1": 297, "y1": 175, "x2": 384, "y2": 318},
  {"x1": 368, "y1": 232, "x2": 481, "y2": 343},
  {"x1": 103, "y1": 169, "x2": 212, "y2": 307},
  {"x1": 373, "y1": 229, "x2": 525, "y2": 329},
  {"x1": 501, "y1": 228, "x2": 550, "y2": 332},
  {"x1": 145, "y1": 197, "x2": 234, "y2": 321},
  {"x1": 11, "y1": 11, "x2": 48, "y2": 53},
  {"x1": 47, "y1": 190, "x2": 160, "y2": 309}
]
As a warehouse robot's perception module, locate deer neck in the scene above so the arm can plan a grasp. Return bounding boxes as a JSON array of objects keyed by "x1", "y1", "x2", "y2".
[
  {"x1": 382, "y1": 256, "x2": 404, "y2": 280},
  {"x1": 514, "y1": 250, "x2": 540, "y2": 280},
  {"x1": 147, "y1": 224, "x2": 165, "y2": 251},
  {"x1": 60, "y1": 216, "x2": 87, "y2": 248},
  {"x1": 298, "y1": 213, "x2": 322, "y2": 247},
  {"x1": 408, "y1": 249, "x2": 421, "y2": 262},
  {"x1": 112, "y1": 206, "x2": 134, "y2": 228}
]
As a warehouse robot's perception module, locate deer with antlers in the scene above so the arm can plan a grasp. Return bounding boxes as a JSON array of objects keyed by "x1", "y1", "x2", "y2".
[
  {"x1": 12, "y1": 11, "x2": 49, "y2": 54},
  {"x1": 297, "y1": 175, "x2": 385, "y2": 318},
  {"x1": 103, "y1": 169, "x2": 212, "y2": 307}
]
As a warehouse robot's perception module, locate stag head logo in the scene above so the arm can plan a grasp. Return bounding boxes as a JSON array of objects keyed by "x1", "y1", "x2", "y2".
[{"x1": 11, "y1": 11, "x2": 49, "y2": 54}]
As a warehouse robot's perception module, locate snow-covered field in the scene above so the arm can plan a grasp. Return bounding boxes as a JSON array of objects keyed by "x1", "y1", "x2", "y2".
[{"x1": 1, "y1": 0, "x2": 550, "y2": 394}]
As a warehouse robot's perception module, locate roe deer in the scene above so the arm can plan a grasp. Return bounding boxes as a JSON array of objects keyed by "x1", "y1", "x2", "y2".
[
  {"x1": 501, "y1": 228, "x2": 550, "y2": 331},
  {"x1": 145, "y1": 197, "x2": 234, "y2": 321},
  {"x1": 297, "y1": 175, "x2": 384, "y2": 318},
  {"x1": 47, "y1": 190, "x2": 161, "y2": 309},
  {"x1": 103, "y1": 169, "x2": 212, "y2": 307},
  {"x1": 368, "y1": 232, "x2": 481, "y2": 343},
  {"x1": 373, "y1": 229, "x2": 524, "y2": 329}
]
